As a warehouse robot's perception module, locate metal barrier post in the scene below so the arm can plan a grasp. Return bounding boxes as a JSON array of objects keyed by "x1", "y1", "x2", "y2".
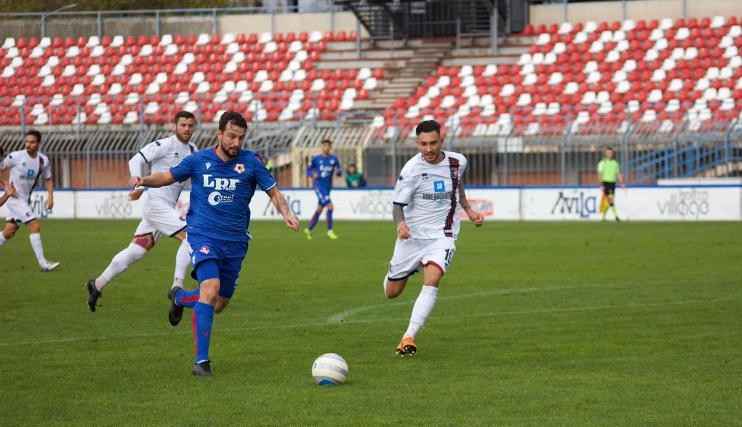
[
  {"x1": 682, "y1": 0, "x2": 688, "y2": 18},
  {"x1": 456, "y1": 18, "x2": 461, "y2": 50},
  {"x1": 356, "y1": 18, "x2": 362, "y2": 57},
  {"x1": 155, "y1": 10, "x2": 161, "y2": 37},
  {"x1": 19, "y1": 98, "x2": 26, "y2": 136},
  {"x1": 212, "y1": 8, "x2": 218, "y2": 34},
  {"x1": 97, "y1": 12, "x2": 103, "y2": 38},
  {"x1": 622, "y1": 0, "x2": 627, "y2": 21},
  {"x1": 563, "y1": 0, "x2": 568, "y2": 23},
  {"x1": 491, "y1": 0, "x2": 499, "y2": 53}
]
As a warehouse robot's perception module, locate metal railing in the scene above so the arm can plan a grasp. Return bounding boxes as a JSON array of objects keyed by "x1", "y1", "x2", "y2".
[
  {"x1": 530, "y1": 0, "x2": 692, "y2": 22},
  {"x1": 0, "y1": 3, "x2": 346, "y2": 39},
  {"x1": 369, "y1": 115, "x2": 742, "y2": 186},
  {"x1": 2, "y1": 110, "x2": 740, "y2": 189}
]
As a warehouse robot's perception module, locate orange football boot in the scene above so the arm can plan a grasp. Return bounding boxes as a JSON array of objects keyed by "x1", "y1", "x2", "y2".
[{"x1": 395, "y1": 336, "x2": 417, "y2": 356}]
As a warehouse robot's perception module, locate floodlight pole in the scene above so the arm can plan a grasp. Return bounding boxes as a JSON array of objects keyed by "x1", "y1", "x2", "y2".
[{"x1": 41, "y1": 4, "x2": 77, "y2": 38}]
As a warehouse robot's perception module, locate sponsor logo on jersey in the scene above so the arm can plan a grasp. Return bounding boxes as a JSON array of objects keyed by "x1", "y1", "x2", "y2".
[
  {"x1": 207, "y1": 191, "x2": 234, "y2": 206},
  {"x1": 433, "y1": 181, "x2": 445, "y2": 192},
  {"x1": 422, "y1": 191, "x2": 454, "y2": 201},
  {"x1": 199, "y1": 246, "x2": 210, "y2": 255},
  {"x1": 205, "y1": 162, "x2": 212, "y2": 170},
  {"x1": 203, "y1": 174, "x2": 239, "y2": 191},
  {"x1": 234, "y1": 163, "x2": 245, "y2": 174}
]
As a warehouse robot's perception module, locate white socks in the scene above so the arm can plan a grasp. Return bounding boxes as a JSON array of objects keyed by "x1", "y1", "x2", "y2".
[
  {"x1": 404, "y1": 285, "x2": 439, "y2": 339},
  {"x1": 172, "y1": 239, "x2": 191, "y2": 288},
  {"x1": 95, "y1": 243, "x2": 148, "y2": 290},
  {"x1": 0, "y1": 233, "x2": 6, "y2": 246},
  {"x1": 29, "y1": 233, "x2": 49, "y2": 268}
]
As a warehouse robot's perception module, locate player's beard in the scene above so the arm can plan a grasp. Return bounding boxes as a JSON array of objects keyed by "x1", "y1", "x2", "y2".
[
  {"x1": 176, "y1": 131, "x2": 192, "y2": 143},
  {"x1": 423, "y1": 151, "x2": 442, "y2": 163},
  {"x1": 221, "y1": 142, "x2": 239, "y2": 158}
]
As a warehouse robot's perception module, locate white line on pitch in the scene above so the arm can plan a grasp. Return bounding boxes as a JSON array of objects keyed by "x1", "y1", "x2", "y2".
[
  {"x1": 0, "y1": 295, "x2": 736, "y2": 348},
  {"x1": 326, "y1": 284, "x2": 618, "y2": 324}
]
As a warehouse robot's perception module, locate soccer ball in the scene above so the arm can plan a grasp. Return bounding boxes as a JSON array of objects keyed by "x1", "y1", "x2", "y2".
[{"x1": 311, "y1": 353, "x2": 348, "y2": 385}]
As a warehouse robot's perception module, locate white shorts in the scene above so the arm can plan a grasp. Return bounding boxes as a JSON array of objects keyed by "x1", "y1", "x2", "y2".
[
  {"x1": 387, "y1": 237, "x2": 456, "y2": 281},
  {"x1": 5, "y1": 197, "x2": 37, "y2": 224},
  {"x1": 133, "y1": 203, "x2": 186, "y2": 240}
]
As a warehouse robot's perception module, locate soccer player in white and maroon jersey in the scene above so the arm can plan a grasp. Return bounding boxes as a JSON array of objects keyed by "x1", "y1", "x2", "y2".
[
  {"x1": 0, "y1": 130, "x2": 60, "y2": 271},
  {"x1": 86, "y1": 111, "x2": 198, "y2": 315},
  {"x1": 383, "y1": 120, "x2": 484, "y2": 356}
]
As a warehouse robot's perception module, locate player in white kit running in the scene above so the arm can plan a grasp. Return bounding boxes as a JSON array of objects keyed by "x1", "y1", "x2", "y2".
[
  {"x1": 0, "y1": 130, "x2": 60, "y2": 271},
  {"x1": 383, "y1": 120, "x2": 484, "y2": 356},
  {"x1": 86, "y1": 111, "x2": 198, "y2": 313}
]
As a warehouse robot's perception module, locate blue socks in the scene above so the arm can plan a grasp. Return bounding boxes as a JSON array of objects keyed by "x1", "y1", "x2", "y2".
[
  {"x1": 175, "y1": 288, "x2": 199, "y2": 308},
  {"x1": 308, "y1": 210, "x2": 320, "y2": 231},
  {"x1": 193, "y1": 302, "x2": 214, "y2": 363},
  {"x1": 327, "y1": 209, "x2": 334, "y2": 230}
]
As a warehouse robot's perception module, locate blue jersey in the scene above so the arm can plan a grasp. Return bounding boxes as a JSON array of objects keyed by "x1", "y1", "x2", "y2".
[
  {"x1": 307, "y1": 154, "x2": 341, "y2": 194},
  {"x1": 170, "y1": 148, "x2": 276, "y2": 243}
]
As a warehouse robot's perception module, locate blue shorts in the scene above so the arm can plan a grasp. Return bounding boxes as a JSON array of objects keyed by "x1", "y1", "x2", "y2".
[
  {"x1": 188, "y1": 234, "x2": 248, "y2": 299},
  {"x1": 314, "y1": 188, "x2": 332, "y2": 207}
]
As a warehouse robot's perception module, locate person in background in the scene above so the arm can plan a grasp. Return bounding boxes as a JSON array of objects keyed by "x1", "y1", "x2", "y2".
[
  {"x1": 597, "y1": 146, "x2": 624, "y2": 222},
  {"x1": 345, "y1": 163, "x2": 367, "y2": 188}
]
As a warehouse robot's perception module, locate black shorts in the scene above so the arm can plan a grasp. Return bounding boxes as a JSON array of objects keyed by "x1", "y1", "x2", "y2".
[{"x1": 601, "y1": 182, "x2": 616, "y2": 195}]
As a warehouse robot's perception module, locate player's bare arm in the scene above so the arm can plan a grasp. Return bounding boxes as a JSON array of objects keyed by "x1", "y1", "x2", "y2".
[
  {"x1": 267, "y1": 186, "x2": 299, "y2": 231},
  {"x1": 127, "y1": 151, "x2": 149, "y2": 200},
  {"x1": 458, "y1": 178, "x2": 483, "y2": 226},
  {"x1": 0, "y1": 181, "x2": 16, "y2": 207},
  {"x1": 393, "y1": 203, "x2": 411, "y2": 239},
  {"x1": 136, "y1": 171, "x2": 176, "y2": 188},
  {"x1": 44, "y1": 177, "x2": 54, "y2": 210}
]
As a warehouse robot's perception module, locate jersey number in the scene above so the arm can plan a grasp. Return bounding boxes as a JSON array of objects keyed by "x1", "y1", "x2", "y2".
[{"x1": 443, "y1": 249, "x2": 455, "y2": 267}]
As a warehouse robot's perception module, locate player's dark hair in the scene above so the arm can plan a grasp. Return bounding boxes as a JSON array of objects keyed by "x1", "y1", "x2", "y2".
[
  {"x1": 218, "y1": 111, "x2": 248, "y2": 131},
  {"x1": 174, "y1": 111, "x2": 196, "y2": 123},
  {"x1": 321, "y1": 139, "x2": 332, "y2": 145},
  {"x1": 25, "y1": 129, "x2": 42, "y2": 143},
  {"x1": 606, "y1": 146, "x2": 614, "y2": 151},
  {"x1": 415, "y1": 120, "x2": 440, "y2": 136}
]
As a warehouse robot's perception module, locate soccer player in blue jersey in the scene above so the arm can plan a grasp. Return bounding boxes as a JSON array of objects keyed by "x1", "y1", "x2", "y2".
[
  {"x1": 133, "y1": 111, "x2": 299, "y2": 376},
  {"x1": 303, "y1": 139, "x2": 342, "y2": 240}
]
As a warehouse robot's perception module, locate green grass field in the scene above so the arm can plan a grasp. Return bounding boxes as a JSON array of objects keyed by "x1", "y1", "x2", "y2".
[{"x1": 1, "y1": 220, "x2": 741, "y2": 426}]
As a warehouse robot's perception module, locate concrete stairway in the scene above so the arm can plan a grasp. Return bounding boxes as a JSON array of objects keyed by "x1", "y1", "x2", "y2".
[{"x1": 315, "y1": 35, "x2": 533, "y2": 114}]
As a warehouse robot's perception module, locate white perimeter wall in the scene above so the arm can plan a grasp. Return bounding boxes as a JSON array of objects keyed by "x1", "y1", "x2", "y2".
[{"x1": 3, "y1": 186, "x2": 740, "y2": 222}]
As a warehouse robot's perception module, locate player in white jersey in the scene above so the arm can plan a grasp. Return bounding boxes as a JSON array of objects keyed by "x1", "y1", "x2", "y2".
[
  {"x1": 383, "y1": 120, "x2": 484, "y2": 356},
  {"x1": 86, "y1": 111, "x2": 198, "y2": 316},
  {"x1": 0, "y1": 130, "x2": 60, "y2": 271}
]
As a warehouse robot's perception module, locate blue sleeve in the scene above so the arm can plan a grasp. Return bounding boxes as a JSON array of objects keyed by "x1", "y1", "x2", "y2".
[
  {"x1": 334, "y1": 156, "x2": 342, "y2": 176},
  {"x1": 254, "y1": 157, "x2": 277, "y2": 192},
  {"x1": 170, "y1": 153, "x2": 196, "y2": 182},
  {"x1": 307, "y1": 157, "x2": 317, "y2": 178}
]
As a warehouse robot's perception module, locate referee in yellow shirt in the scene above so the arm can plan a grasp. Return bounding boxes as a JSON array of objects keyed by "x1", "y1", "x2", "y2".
[{"x1": 597, "y1": 147, "x2": 624, "y2": 221}]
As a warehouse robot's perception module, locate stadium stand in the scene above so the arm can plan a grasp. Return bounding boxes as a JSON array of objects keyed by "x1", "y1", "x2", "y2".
[
  {"x1": 0, "y1": 30, "x2": 384, "y2": 126},
  {"x1": 381, "y1": 16, "x2": 742, "y2": 137}
]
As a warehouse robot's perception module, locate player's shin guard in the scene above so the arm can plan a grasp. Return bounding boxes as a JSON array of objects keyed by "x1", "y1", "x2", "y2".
[
  {"x1": 173, "y1": 239, "x2": 191, "y2": 288},
  {"x1": 175, "y1": 288, "x2": 199, "y2": 308},
  {"x1": 193, "y1": 302, "x2": 214, "y2": 363},
  {"x1": 95, "y1": 243, "x2": 147, "y2": 290},
  {"x1": 308, "y1": 211, "x2": 320, "y2": 231},
  {"x1": 404, "y1": 285, "x2": 439, "y2": 339},
  {"x1": 326, "y1": 209, "x2": 334, "y2": 230},
  {"x1": 28, "y1": 233, "x2": 49, "y2": 267}
]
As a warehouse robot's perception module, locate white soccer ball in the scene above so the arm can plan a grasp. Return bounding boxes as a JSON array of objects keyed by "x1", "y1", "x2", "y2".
[{"x1": 312, "y1": 353, "x2": 348, "y2": 385}]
